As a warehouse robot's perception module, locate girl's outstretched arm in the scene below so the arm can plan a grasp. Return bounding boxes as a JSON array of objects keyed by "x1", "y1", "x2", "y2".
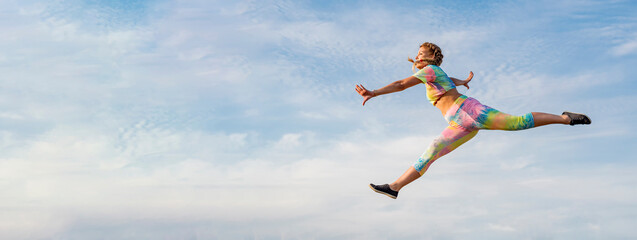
[
  {"x1": 450, "y1": 71, "x2": 473, "y2": 89},
  {"x1": 355, "y1": 76, "x2": 422, "y2": 106}
]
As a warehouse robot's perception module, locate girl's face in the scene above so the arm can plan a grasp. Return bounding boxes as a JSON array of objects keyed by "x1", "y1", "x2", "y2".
[{"x1": 415, "y1": 46, "x2": 430, "y2": 69}]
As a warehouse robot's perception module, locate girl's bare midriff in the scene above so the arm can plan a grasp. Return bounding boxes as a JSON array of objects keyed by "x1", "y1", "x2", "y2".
[{"x1": 434, "y1": 88, "x2": 462, "y2": 116}]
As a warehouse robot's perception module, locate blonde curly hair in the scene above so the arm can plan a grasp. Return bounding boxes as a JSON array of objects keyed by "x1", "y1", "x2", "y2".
[{"x1": 408, "y1": 42, "x2": 444, "y2": 71}]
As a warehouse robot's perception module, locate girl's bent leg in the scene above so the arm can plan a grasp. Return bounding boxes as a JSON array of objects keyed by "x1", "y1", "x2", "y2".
[
  {"x1": 390, "y1": 125, "x2": 478, "y2": 191},
  {"x1": 414, "y1": 125, "x2": 478, "y2": 175}
]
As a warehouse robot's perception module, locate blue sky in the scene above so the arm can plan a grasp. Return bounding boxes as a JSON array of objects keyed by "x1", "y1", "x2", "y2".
[{"x1": 1, "y1": 0, "x2": 636, "y2": 239}]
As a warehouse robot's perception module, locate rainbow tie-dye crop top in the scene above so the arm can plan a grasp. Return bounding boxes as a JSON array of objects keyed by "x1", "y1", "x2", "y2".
[{"x1": 413, "y1": 65, "x2": 456, "y2": 105}]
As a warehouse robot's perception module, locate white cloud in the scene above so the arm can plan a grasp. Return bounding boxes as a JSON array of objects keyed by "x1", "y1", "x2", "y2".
[
  {"x1": 611, "y1": 37, "x2": 637, "y2": 56},
  {"x1": 273, "y1": 133, "x2": 303, "y2": 149}
]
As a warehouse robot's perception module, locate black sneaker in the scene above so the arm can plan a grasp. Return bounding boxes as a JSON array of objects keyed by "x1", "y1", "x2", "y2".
[
  {"x1": 562, "y1": 111, "x2": 591, "y2": 125},
  {"x1": 369, "y1": 183, "x2": 398, "y2": 199}
]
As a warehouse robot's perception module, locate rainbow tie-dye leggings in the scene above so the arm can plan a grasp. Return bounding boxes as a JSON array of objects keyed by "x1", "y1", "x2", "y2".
[{"x1": 414, "y1": 95, "x2": 535, "y2": 175}]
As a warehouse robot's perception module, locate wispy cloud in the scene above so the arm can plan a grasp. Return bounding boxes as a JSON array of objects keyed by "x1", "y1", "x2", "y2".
[{"x1": 611, "y1": 35, "x2": 637, "y2": 56}]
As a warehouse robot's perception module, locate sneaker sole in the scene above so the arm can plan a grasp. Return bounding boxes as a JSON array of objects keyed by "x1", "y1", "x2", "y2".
[{"x1": 369, "y1": 184, "x2": 397, "y2": 199}]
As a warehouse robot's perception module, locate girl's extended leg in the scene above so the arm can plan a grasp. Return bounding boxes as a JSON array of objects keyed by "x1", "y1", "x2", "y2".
[
  {"x1": 453, "y1": 97, "x2": 579, "y2": 130},
  {"x1": 390, "y1": 125, "x2": 478, "y2": 192},
  {"x1": 471, "y1": 100, "x2": 588, "y2": 129},
  {"x1": 480, "y1": 110, "x2": 571, "y2": 130}
]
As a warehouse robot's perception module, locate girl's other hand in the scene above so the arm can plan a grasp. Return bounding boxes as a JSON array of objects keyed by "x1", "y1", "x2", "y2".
[{"x1": 355, "y1": 84, "x2": 375, "y2": 106}]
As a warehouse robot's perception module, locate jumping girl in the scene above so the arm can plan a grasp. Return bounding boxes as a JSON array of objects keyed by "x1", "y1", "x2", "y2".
[{"x1": 356, "y1": 42, "x2": 591, "y2": 199}]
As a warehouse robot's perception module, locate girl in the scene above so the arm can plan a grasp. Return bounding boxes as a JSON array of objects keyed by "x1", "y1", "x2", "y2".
[{"x1": 356, "y1": 42, "x2": 591, "y2": 199}]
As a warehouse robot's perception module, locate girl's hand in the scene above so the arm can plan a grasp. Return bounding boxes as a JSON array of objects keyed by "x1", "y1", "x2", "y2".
[
  {"x1": 454, "y1": 71, "x2": 473, "y2": 89},
  {"x1": 460, "y1": 71, "x2": 473, "y2": 89},
  {"x1": 450, "y1": 71, "x2": 473, "y2": 90},
  {"x1": 355, "y1": 84, "x2": 375, "y2": 106}
]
